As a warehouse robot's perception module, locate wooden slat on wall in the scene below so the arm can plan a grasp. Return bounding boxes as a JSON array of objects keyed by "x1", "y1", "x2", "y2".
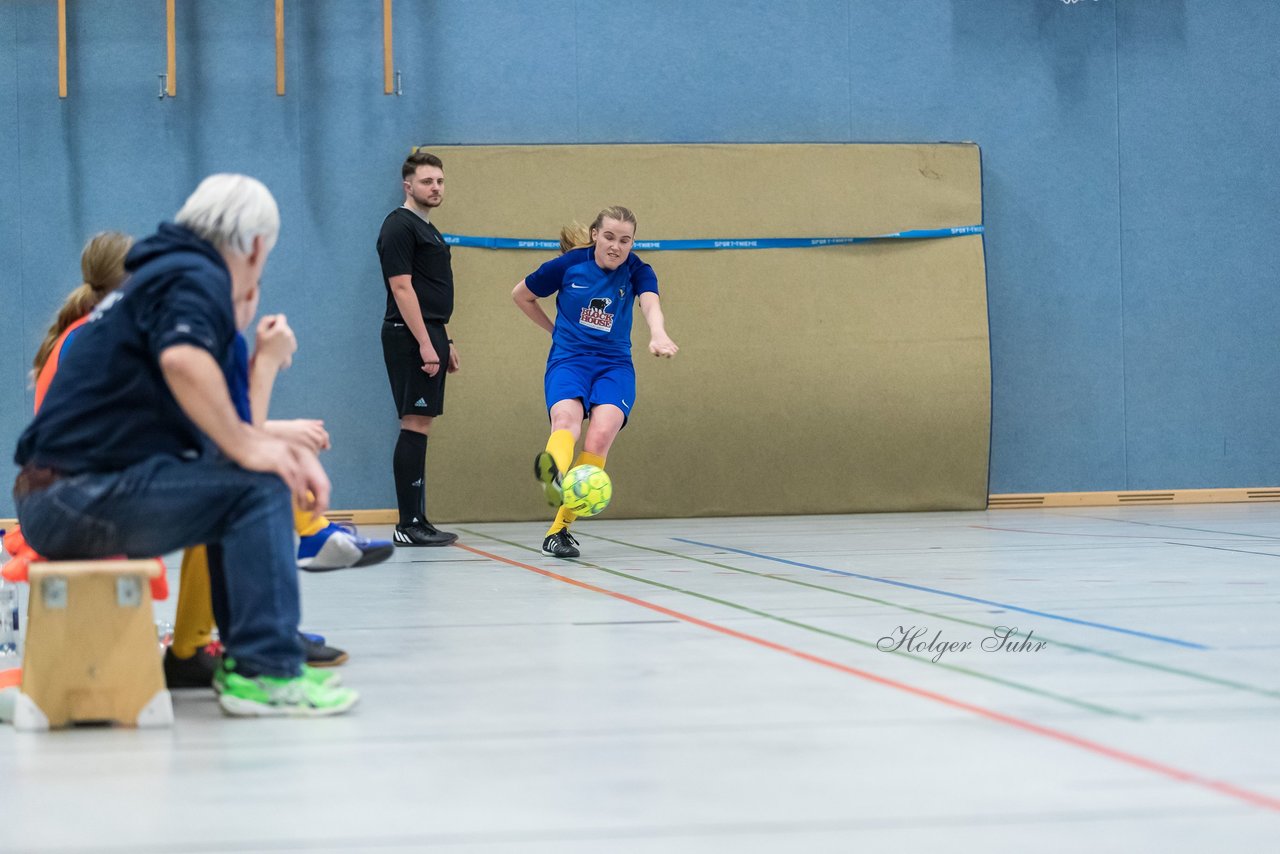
[
  {"x1": 165, "y1": 0, "x2": 177, "y2": 96},
  {"x1": 57, "y1": 0, "x2": 67, "y2": 98},
  {"x1": 383, "y1": 0, "x2": 394, "y2": 94},
  {"x1": 275, "y1": 0, "x2": 285, "y2": 95}
]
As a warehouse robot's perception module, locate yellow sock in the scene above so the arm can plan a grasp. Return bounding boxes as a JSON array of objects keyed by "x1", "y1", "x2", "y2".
[
  {"x1": 171, "y1": 545, "x2": 216, "y2": 659},
  {"x1": 574, "y1": 451, "x2": 606, "y2": 470},
  {"x1": 545, "y1": 429, "x2": 575, "y2": 475},
  {"x1": 546, "y1": 504, "x2": 577, "y2": 536},
  {"x1": 294, "y1": 502, "x2": 328, "y2": 537},
  {"x1": 545, "y1": 452, "x2": 607, "y2": 536}
]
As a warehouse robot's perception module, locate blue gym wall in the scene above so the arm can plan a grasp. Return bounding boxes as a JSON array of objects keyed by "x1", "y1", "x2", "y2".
[{"x1": 2, "y1": 0, "x2": 1278, "y2": 517}]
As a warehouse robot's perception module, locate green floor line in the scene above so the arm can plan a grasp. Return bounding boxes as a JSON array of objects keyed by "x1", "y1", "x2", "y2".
[
  {"x1": 578, "y1": 531, "x2": 1280, "y2": 701},
  {"x1": 461, "y1": 529, "x2": 1140, "y2": 721}
]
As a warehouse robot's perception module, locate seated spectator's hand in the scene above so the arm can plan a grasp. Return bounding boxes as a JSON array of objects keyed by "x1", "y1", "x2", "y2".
[
  {"x1": 265, "y1": 419, "x2": 331, "y2": 452},
  {"x1": 290, "y1": 445, "x2": 331, "y2": 520},
  {"x1": 254, "y1": 314, "x2": 297, "y2": 370},
  {"x1": 236, "y1": 432, "x2": 331, "y2": 517}
]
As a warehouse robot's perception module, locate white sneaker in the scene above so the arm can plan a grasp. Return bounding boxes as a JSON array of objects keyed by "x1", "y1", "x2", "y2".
[{"x1": 297, "y1": 524, "x2": 395, "y2": 572}]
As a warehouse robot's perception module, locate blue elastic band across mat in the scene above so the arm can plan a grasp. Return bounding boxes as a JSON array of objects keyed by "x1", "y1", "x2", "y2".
[{"x1": 441, "y1": 224, "x2": 983, "y2": 251}]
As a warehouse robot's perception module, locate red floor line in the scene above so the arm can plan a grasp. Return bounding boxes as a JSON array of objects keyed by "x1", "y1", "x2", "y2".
[{"x1": 455, "y1": 541, "x2": 1280, "y2": 813}]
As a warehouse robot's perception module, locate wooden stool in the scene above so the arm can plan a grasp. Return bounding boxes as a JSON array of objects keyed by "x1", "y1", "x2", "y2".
[{"x1": 14, "y1": 560, "x2": 173, "y2": 731}]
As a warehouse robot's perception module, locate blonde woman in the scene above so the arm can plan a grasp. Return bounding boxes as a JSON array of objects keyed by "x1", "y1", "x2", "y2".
[
  {"x1": 32, "y1": 232, "x2": 133, "y2": 411},
  {"x1": 512, "y1": 206, "x2": 678, "y2": 557}
]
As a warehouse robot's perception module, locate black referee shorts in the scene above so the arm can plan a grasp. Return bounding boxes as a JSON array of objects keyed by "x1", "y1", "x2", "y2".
[{"x1": 381, "y1": 321, "x2": 448, "y2": 418}]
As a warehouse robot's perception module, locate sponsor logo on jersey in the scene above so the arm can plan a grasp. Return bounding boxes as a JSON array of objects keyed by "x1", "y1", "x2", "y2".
[{"x1": 579, "y1": 297, "x2": 614, "y2": 332}]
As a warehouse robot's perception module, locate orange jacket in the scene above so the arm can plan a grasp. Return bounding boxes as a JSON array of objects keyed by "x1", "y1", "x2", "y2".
[
  {"x1": 33, "y1": 315, "x2": 89, "y2": 414},
  {"x1": 9, "y1": 316, "x2": 169, "y2": 602}
]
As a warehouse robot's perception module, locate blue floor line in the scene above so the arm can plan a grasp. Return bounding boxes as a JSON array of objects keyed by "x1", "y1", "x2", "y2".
[{"x1": 672, "y1": 538, "x2": 1210, "y2": 650}]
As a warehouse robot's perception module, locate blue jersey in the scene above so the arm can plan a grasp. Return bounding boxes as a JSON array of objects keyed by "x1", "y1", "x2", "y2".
[
  {"x1": 226, "y1": 334, "x2": 252, "y2": 424},
  {"x1": 524, "y1": 247, "x2": 658, "y2": 360}
]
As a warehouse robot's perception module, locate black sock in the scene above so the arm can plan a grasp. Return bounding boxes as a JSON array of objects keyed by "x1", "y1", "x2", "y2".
[
  {"x1": 419, "y1": 436, "x2": 430, "y2": 521},
  {"x1": 393, "y1": 429, "x2": 427, "y2": 526}
]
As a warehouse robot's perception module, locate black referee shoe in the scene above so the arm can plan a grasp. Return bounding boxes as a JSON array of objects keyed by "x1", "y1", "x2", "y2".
[
  {"x1": 541, "y1": 530, "x2": 580, "y2": 558},
  {"x1": 394, "y1": 521, "x2": 458, "y2": 547}
]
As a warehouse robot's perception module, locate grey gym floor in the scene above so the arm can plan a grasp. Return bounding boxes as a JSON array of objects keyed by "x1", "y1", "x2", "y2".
[{"x1": 1, "y1": 504, "x2": 1278, "y2": 852}]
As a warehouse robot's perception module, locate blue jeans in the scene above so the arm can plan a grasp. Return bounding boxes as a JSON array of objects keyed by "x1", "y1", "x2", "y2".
[{"x1": 14, "y1": 454, "x2": 303, "y2": 678}]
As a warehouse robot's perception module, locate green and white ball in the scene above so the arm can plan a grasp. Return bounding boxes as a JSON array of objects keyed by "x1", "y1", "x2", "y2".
[{"x1": 562, "y1": 464, "x2": 612, "y2": 517}]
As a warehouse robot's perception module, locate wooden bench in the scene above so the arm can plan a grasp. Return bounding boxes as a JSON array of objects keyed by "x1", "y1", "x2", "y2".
[{"x1": 13, "y1": 560, "x2": 173, "y2": 730}]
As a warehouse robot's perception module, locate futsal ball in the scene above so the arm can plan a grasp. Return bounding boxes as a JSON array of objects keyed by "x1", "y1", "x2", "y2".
[{"x1": 562, "y1": 464, "x2": 612, "y2": 517}]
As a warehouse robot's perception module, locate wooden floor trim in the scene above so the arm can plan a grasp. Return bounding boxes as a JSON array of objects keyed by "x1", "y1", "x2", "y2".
[
  {"x1": 4, "y1": 487, "x2": 1279, "y2": 531},
  {"x1": 987, "y1": 487, "x2": 1280, "y2": 509}
]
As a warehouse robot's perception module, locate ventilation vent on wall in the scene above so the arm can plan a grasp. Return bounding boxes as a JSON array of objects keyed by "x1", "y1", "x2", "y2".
[
  {"x1": 1116, "y1": 493, "x2": 1175, "y2": 503},
  {"x1": 987, "y1": 495, "x2": 1045, "y2": 508},
  {"x1": 1245, "y1": 490, "x2": 1280, "y2": 501}
]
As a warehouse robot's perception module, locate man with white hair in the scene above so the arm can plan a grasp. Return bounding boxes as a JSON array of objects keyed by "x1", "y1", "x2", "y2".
[{"x1": 13, "y1": 174, "x2": 358, "y2": 717}]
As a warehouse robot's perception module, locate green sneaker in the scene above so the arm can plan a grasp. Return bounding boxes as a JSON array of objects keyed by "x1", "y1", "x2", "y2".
[
  {"x1": 301, "y1": 664, "x2": 342, "y2": 689},
  {"x1": 218, "y1": 670, "x2": 359, "y2": 718},
  {"x1": 214, "y1": 658, "x2": 341, "y2": 695},
  {"x1": 534, "y1": 450, "x2": 563, "y2": 507}
]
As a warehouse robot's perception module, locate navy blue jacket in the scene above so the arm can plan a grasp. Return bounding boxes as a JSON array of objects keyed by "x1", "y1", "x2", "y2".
[{"x1": 15, "y1": 223, "x2": 238, "y2": 473}]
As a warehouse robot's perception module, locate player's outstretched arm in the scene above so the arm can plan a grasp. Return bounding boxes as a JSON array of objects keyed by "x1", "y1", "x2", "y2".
[
  {"x1": 639, "y1": 292, "x2": 678, "y2": 358},
  {"x1": 512, "y1": 279, "x2": 556, "y2": 335}
]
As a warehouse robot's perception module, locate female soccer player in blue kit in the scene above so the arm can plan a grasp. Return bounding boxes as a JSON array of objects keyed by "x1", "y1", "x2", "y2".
[{"x1": 512, "y1": 206, "x2": 679, "y2": 557}]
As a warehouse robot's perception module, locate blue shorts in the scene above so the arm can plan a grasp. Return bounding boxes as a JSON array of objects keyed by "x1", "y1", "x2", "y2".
[{"x1": 545, "y1": 355, "x2": 636, "y2": 424}]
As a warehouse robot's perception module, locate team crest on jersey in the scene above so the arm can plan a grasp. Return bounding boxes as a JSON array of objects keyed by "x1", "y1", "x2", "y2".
[{"x1": 579, "y1": 297, "x2": 614, "y2": 332}]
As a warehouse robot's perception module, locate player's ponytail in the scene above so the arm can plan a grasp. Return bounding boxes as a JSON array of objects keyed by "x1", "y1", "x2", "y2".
[
  {"x1": 32, "y1": 231, "x2": 133, "y2": 377},
  {"x1": 559, "y1": 222, "x2": 591, "y2": 254}
]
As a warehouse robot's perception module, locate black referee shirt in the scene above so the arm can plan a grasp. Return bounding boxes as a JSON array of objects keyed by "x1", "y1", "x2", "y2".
[{"x1": 377, "y1": 206, "x2": 454, "y2": 324}]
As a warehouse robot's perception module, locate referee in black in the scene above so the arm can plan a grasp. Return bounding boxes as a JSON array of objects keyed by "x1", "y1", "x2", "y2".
[{"x1": 377, "y1": 149, "x2": 459, "y2": 546}]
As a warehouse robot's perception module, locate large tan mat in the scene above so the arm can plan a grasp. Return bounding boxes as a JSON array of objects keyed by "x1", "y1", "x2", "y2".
[{"x1": 424, "y1": 143, "x2": 989, "y2": 521}]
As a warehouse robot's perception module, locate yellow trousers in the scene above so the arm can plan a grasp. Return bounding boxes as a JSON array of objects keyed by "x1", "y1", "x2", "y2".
[{"x1": 170, "y1": 507, "x2": 327, "y2": 658}]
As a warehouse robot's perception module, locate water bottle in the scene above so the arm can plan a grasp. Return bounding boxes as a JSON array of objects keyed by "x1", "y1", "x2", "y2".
[
  {"x1": 155, "y1": 620, "x2": 174, "y2": 655},
  {"x1": 0, "y1": 581, "x2": 17, "y2": 660},
  {"x1": 1, "y1": 529, "x2": 20, "y2": 665}
]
